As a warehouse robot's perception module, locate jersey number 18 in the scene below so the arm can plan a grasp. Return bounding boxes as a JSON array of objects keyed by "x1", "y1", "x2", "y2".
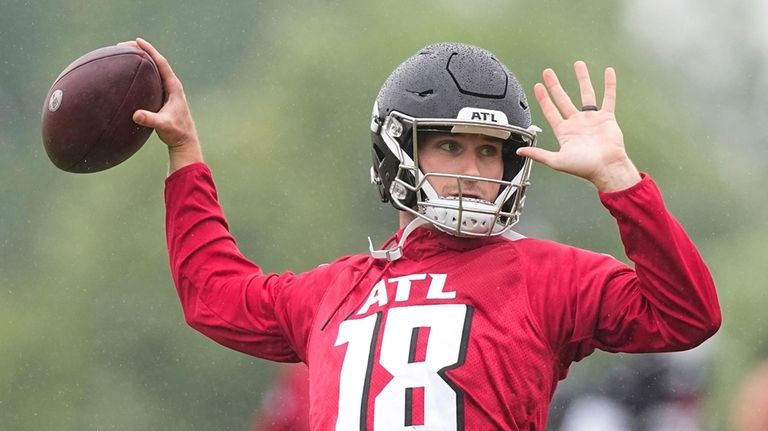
[{"x1": 334, "y1": 304, "x2": 473, "y2": 430}]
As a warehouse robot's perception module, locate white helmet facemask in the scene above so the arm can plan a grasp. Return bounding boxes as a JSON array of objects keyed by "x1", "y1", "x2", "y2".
[{"x1": 374, "y1": 109, "x2": 540, "y2": 238}]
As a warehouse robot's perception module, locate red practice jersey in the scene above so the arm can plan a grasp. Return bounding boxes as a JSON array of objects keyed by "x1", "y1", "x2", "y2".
[{"x1": 165, "y1": 163, "x2": 720, "y2": 430}]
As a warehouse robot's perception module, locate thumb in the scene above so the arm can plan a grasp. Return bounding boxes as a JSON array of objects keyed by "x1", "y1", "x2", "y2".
[
  {"x1": 517, "y1": 146, "x2": 557, "y2": 168},
  {"x1": 133, "y1": 110, "x2": 159, "y2": 129}
]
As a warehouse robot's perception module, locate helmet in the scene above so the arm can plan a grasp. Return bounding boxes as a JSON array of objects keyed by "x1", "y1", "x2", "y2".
[{"x1": 370, "y1": 42, "x2": 540, "y2": 237}]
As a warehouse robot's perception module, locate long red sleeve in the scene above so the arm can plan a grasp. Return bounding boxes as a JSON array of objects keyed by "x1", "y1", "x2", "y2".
[
  {"x1": 164, "y1": 163, "x2": 328, "y2": 362},
  {"x1": 525, "y1": 174, "x2": 721, "y2": 369},
  {"x1": 593, "y1": 173, "x2": 721, "y2": 350}
]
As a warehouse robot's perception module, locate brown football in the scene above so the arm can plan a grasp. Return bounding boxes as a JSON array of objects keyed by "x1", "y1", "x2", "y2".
[{"x1": 41, "y1": 45, "x2": 164, "y2": 173}]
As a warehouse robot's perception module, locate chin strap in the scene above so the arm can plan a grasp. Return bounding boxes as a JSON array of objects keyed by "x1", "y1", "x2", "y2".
[
  {"x1": 502, "y1": 229, "x2": 526, "y2": 241},
  {"x1": 368, "y1": 218, "x2": 430, "y2": 261}
]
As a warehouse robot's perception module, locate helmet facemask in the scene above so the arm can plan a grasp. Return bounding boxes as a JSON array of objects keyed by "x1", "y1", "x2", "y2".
[{"x1": 374, "y1": 109, "x2": 539, "y2": 237}]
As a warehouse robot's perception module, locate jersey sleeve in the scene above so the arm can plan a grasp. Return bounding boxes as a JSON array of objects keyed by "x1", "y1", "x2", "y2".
[
  {"x1": 526, "y1": 174, "x2": 721, "y2": 370},
  {"x1": 164, "y1": 163, "x2": 331, "y2": 362}
]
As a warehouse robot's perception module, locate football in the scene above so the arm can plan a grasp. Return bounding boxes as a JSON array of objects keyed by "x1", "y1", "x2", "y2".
[{"x1": 41, "y1": 45, "x2": 164, "y2": 173}]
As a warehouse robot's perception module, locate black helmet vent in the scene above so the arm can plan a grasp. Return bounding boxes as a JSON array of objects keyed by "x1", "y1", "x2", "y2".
[
  {"x1": 406, "y1": 88, "x2": 435, "y2": 98},
  {"x1": 446, "y1": 52, "x2": 507, "y2": 99}
]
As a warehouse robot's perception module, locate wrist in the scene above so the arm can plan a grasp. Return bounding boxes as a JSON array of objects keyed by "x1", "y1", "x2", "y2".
[
  {"x1": 591, "y1": 158, "x2": 641, "y2": 193},
  {"x1": 167, "y1": 141, "x2": 204, "y2": 175}
]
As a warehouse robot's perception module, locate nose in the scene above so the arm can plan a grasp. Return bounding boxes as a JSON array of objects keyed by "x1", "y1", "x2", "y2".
[
  {"x1": 455, "y1": 153, "x2": 482, "y2": 196},
  {"x1": 459, "y1": 152, "x2": 482, "y2": 178}
]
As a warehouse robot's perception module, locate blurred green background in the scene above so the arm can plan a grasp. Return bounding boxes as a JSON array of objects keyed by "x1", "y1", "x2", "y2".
[{"x1": 1, "y1": 0, "x2": 766, "y2": 429}]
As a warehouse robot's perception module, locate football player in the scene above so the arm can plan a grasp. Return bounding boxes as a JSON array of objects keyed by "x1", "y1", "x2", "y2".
[{"x1": 127, "y1": 37, "x2": 721, "y2": 429}]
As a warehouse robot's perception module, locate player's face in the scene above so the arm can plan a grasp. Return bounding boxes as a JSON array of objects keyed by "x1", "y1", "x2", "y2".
[{"x1": 418, "y1": 132, "x2": 504, "y2": 202}]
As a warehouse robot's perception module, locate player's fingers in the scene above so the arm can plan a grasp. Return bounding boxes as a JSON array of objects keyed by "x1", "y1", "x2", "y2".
[
  {"x1": 136, "y1": 38, "x2": 177, "y2": 82},
  {"x1": 601, "y1": 67, "x2": 617, "y2": 113},
  {"x1": 542, "y1": 68, "x2": 579, "y2": 117},
  {"x1": 574, "y1": 61, "x2": 597, "y2": 108},
  {"x1": 516, "y1": 146, "x2": 558, "y2": 168},
  {"x1": 135, "y1": 37, "x2": 183, "y2": 95},
  {"x1": 117, "y1": 41, "x2": 139, "y2": 48},
  {"x1": 533, "y1": 83, "x2": 563, "y2": 129}
]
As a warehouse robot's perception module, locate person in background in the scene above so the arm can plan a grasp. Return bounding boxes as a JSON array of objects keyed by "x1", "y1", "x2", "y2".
[
  {"x1": 730, "y1": 353, "x2": 768, "y2": 431},
  {"x1": 251, "y1": 363, "x2": 310, "y2": 431}
]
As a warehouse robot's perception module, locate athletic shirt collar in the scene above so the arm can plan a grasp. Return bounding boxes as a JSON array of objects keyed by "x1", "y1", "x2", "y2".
[{"x1": 385, "y1": 225, "x2": 505, "y2": 261}]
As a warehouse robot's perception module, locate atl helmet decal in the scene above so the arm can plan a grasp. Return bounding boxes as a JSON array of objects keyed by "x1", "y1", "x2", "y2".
[{"x1": 457, "y1": 107, "x2": 508, "y2": 124}]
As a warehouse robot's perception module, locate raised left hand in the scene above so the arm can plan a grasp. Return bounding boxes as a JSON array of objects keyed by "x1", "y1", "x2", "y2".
[{"x1": 517, "y1": 61, "x2": 641, "y2": 192}]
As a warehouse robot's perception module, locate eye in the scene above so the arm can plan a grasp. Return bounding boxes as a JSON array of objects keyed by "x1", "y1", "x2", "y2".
[
  {"x1": 439, "y1": 140, "x2": 461, "y2": 153},
  {"x1": 479, "y1": 145, "x2": 500, "y2": 157}
]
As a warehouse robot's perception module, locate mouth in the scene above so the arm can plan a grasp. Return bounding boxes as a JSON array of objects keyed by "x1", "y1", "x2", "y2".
[{"x1": 441, "y1": 194, "x2": 494, "y2": 205}]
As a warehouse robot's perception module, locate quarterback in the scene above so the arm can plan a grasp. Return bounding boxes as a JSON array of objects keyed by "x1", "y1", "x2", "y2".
[{"x1": 128, "y1": 37, "x2": 721, "y2": 430}]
